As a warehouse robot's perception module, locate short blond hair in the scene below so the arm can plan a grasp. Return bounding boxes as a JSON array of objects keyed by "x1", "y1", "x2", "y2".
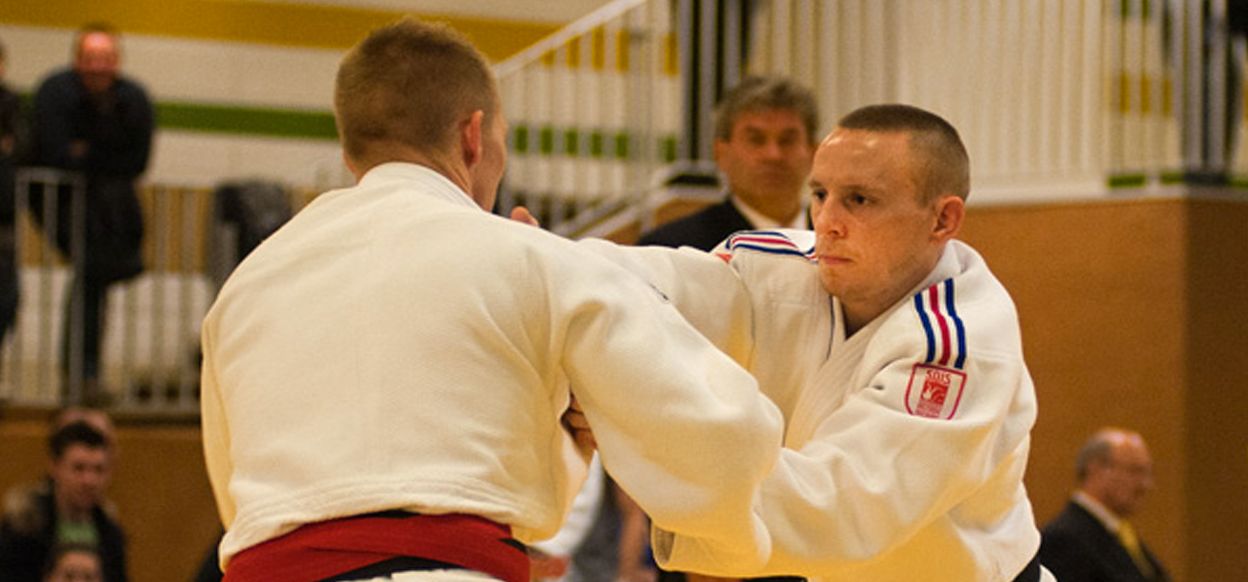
[{"x1": 334, "y1": 18, "x2": 498, "y2": 167}]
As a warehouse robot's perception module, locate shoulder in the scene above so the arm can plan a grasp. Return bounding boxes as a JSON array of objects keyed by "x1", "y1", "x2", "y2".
[
  {"x1": 36, "y1": 69, "x2": 76, "y2": 91},
  {"x1": 900, "y1": 241, "x2": 1023, "y2": 365},
  {"x1": 93, "y1": 502, "x2": 128, "y2": 538},
  {"x1": 1040, "y1": 504, "x2": 1104, "y2": 566},
  {"x1": 1042, "y1": 502, "x2": 1100, "y2": 537},
  {"x1": 114, "y1": 76, "x2": 153, "y2": 102},
  {"x1": 712, "y1": 229, "x2": 823, "y2": 308},
  {"x1": 637, "y1": 200, "x2": 745, "y2": 250},
  {"x1": 1, "y1": 481, "x2": 51, "y2": 536},
  {"x1": 859, "y1": 242, "x2": 1030, "y2": 420}
]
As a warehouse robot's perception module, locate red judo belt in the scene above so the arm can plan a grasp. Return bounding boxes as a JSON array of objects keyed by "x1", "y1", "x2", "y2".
[{"x1": 223, "y1": 513, "x2": 529, "y2": 582}]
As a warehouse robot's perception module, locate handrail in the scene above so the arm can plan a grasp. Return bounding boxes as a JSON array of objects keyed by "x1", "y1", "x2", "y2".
[{"x1": 494, "y1": 0, "x2": 650, "y2": 78}]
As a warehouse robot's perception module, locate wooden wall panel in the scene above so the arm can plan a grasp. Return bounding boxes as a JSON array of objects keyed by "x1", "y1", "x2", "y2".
[
  {"x1": 1183, "y1": 200, "x2": 1248, "y2": 582},
  {"x1": 960, "y1": 199, "x2": 1190, "y2": 579},
  {"x1": 961, "y1": 196, "x2": 1248, "y2": 582}
]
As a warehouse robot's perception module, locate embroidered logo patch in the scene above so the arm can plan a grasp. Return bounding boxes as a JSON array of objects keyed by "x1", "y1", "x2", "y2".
[{"x1": 905, "y1": 363, "x2": 967, "y2": 419}]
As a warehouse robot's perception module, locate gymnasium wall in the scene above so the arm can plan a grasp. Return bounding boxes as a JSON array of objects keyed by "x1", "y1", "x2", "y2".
[
  {"x1": 0, "y1": 0, "x2": 562, "y2": 190},
  {"x1": 959, "y1": 196, "x2": 1248, "y2": 582}
]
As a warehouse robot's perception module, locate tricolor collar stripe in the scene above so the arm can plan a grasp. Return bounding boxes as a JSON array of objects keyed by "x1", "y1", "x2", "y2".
[
  {"x1": 945, "y1": 279, "x2": 968, "y2": 369},
  {"x1": 928, "y1": 286, "x2": 954, "y2": 366},
  {"x1": 914, "y1": 294, "x2": 937, "y2": 364},
  {"x1": 913, "y1": 278, "x2": 967, "y2": 370},
  {"x1": 726, "y1": 231, "x2": 815, "y2": 259},
  {"x1": 730, "y1": 243, "x2": 812, "y2": 258}
]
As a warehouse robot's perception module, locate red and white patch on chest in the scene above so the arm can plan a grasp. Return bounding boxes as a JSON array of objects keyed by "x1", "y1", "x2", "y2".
[{"x1": 905, "y1": 363, "x2": 967, "y2": 420}]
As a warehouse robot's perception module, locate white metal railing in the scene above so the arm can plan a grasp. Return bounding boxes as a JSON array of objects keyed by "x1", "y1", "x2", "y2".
[
  {"x1": 497, "y1": 0, "x2": 1248, "y2": 232},
  {"x1": 0, "y1": 169, "x2": 301, "y2": 414},
  {"x1": 495, "y1": 0, "x2": 682, "y2": 236}
]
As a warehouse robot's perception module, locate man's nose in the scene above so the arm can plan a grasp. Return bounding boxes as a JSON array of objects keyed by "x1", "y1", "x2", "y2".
[
  {"x1": 812, "y1": 202, "x2": 842, "y2": 235},
  {"x1": 760, "y1": 139, "x2": 784, "y2": 160}
]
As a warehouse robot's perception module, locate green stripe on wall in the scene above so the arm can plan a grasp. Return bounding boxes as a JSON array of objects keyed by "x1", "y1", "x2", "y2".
[
  {"x1": 0, "y1": 0, "x2": 558, "y2": 60},
  {"x1": 1108, "y1": 173, "x2": 1147, "y2": 188},
  {"x1": 158, "y1": 101, "x2": 337, "y2": 140},
  {"x1": 11, "y1": 91, "x2": 337, "y2": 141}
]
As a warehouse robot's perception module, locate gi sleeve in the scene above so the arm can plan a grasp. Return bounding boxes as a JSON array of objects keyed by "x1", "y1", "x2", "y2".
[
  {"x1": 574, "y1": 239, "x2": 754, "y2": 366},
  {"x1": 556, "y1": 243, "x2": 783, "y2": 573}
]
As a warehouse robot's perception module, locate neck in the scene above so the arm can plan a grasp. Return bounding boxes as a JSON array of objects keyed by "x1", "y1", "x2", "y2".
[
  {"x1": 352, "y1": 148, "x2": 473, "y2": 196},
  {"x1": 841, "y1": 244, "x2": 946, "y2": 336},
  {"x1": 54, "y1": 491, "x2": 92, "y2": 522},
  {"x1": 737, "y1": 193, "x2": 801, "y2": 226}
]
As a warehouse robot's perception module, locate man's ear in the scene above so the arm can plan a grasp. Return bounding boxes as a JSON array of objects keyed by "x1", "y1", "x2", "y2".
[
  {"x1": 932, "y1": 195, "x2": 965, "y2": 241},
  {"x1": 460, "y1": 109, "x2": 485, "y2": 168}
]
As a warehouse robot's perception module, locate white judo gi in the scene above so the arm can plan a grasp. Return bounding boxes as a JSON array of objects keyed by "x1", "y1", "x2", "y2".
[
  {"x1": 587, "y1": 229, "x2": 1042, "y2": 581},
  {"x1": 199, "y1": 163, "x2": 784, "y2": 571}
]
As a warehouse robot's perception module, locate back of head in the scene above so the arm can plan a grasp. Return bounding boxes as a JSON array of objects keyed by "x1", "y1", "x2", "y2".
[
  {"x1": 714, "y1": 75, "x2": 819, "y2": 143},
  {"x1": 837, "y1": 104, "x2": 970, "y2": 202},
  {"x1": 335, "y1": 18, "x2": 498, "y2": 171}
]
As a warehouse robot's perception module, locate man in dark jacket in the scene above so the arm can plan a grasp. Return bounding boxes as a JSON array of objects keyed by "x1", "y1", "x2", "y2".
[
  {"x1": 0, "y1": 421, "x2": 128, "y2": 582},
  {"x1": 1040, "y1": 428, "x2": 1169, "y2": 582},
  {"x1": 637, "y1": 76, "x2": 817, "y2": 251},
  {"x1": 28, "y1": 23, "x2": 154, "y2": 401}
]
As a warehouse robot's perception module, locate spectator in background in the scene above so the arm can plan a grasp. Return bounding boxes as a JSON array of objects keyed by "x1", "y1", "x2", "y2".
[
  {"x1": 42, "y1": 543, "x2": 103, "y2": 582},
  {"x1": 0, "y1": 421, "x2": 128, "y2": 582},
  {"x1": 627, "y1": 74, "x2": 818, "y2": 582},
  {"x1": 28, "y1": 23, "x2": 154, "y2": 403},
  {"x1": 637, "y1": 76, "x2": 817, "y2": 250},
  {"x1": 1040, "y1": 428, "x2": 1170, "y2": 582},
  {"x1": 0, "y1": 38, "x2": 21, "y2": 347}
]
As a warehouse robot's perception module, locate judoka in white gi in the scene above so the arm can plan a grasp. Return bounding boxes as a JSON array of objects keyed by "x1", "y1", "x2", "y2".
[
  {"x1": 199, "y1": 18, "x2": 783, "y2": 581},
  {"x1": 572, "y1": 104, "x2": 1051, "y2": 582}
]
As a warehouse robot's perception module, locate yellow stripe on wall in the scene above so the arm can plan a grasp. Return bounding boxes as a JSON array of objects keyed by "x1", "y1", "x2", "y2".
[{"x1": 0, "y1": 0, "x2": 558, "y2": 60}]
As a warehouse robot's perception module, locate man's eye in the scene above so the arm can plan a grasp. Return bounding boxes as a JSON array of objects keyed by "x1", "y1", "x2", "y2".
[
  {"x1": 848, "y1": 194, "x2": 869, "y2": 206},
  {"x1": 811, "y1": 188, "x2": 827, "y2": 201}
]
